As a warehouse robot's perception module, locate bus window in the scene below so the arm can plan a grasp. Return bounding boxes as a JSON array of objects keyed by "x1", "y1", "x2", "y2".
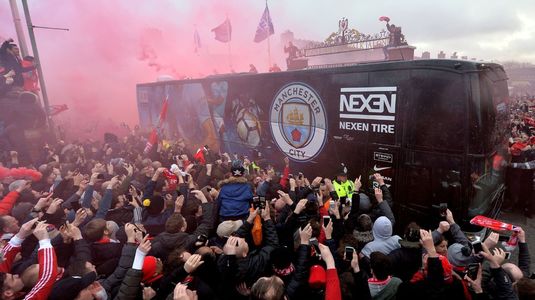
[{"x1": 408, "y1": 70, "x2": 466, "y2": 151}]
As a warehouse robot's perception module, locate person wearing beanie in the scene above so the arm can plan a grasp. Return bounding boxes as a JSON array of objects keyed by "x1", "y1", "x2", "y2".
[
  {"x1": 142, "y1": 256, "x2": 164, "y2": 284},
  {"x1": 361, "y1": 216, "x2": 401, "y2": 258},
  {"x1": 217, "y1": 160, "x2": 253, "y2": 220},
  {"x1": 388, "y1": 222, "x2": 424, "y2": 282},
  {"x1": 217, "y1": 219, "x2": 243, "y2": 238}
]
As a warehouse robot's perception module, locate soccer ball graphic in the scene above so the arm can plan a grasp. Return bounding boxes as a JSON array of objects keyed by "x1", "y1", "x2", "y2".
[{"x1": 236, "y1": 108, "x2": 261, "y2": 147}]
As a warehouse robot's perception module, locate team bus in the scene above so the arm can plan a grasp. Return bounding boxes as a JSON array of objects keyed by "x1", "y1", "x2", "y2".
[{"x1": 137, "y1": 59, "x2": 510, "y2": 228}]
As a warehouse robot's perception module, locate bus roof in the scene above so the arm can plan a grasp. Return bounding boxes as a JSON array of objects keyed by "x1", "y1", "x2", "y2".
[{"x1": 137, "y1": 59, "x2": 506, "y2": 88}]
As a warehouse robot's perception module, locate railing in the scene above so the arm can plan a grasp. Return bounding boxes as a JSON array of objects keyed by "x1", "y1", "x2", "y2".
[{"x1": 303, "y1": 30, "x2": 390, "y2": 57}]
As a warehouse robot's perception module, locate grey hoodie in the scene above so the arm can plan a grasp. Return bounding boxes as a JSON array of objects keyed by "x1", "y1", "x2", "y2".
[{"x1": 361, "y1": 216, "x2": 401, "y2": 258}]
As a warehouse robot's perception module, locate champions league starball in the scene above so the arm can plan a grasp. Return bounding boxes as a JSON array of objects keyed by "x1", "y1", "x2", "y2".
[{"x1": 235, "y1": 108, "x2": 261, "y2": 147}]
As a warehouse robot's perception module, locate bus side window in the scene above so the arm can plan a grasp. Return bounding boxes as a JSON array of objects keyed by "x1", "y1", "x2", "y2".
[{"x1": 409, "y1": 70, "x2": 466, "y2": 151}]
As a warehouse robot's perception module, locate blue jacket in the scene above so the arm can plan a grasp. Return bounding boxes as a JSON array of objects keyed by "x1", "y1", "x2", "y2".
[{"x1": 217, "y1": 176, "x2": 253, "y2": 218}]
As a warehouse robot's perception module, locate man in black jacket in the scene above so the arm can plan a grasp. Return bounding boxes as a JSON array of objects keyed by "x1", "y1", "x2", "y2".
[
  {"x1": 217, "y1": 204, "x2": 279, "y2": 298},
  {"x1": 150, "y1": 191, "x2": 215, "y2": 257},
  {"x1": 0, "y1": 39, "x2": 35, "y2": 87}
]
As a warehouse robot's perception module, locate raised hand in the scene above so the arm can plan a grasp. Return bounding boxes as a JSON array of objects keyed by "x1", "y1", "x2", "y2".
[
  {"x1": 294, "y1": 199, "x2": 308, "y2": 214},
  {"x1": 17, "y1": 217, "x2": 39, "y2": 239},
  {"x1": 184, "y1": 254, "x2": 204, "y2": 274},
  {"x1": 299, "y1": 223, "x2": 312, "y2": 245}
]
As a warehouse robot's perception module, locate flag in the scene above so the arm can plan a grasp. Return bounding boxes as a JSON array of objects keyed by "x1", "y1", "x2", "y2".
[
  {"x1": 49, "y1": 104, "x2": 68, "y2": 116},
  {"x1": 194, "y1": 28, "x2": 201, "y2": 52},
  {"x1": 379, "y1": 16, "x2": 390, "y2": 22},
  {"x1": 144, "y1": 97, "x2": 169, "y2": 154},
  {"x1": 254, "y1": 4, "x2": 274, "y2": 43},
  {"x1": 211, "y1": 18, "x2": 231, "y2": 43}
]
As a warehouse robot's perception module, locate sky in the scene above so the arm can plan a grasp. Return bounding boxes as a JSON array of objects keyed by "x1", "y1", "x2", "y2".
[{"x1": 0, "y1": 0, "x2": 534, "y2": 134}]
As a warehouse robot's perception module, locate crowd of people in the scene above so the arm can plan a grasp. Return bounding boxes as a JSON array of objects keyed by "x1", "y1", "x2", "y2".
[
  {"x1": 506, "y1": 95, "x2": 535, "y2": 217},
  {"x1": 0, "y1": 127, "x2": 531, "y2": 300}
]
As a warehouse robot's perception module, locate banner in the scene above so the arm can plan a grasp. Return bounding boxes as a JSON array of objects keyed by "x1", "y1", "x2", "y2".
[
  {"x1": 194, "y1": 28, "x2": 201, "y2": 53},
  {"x1": 144, "y1": 97, "x2": 168, "y2": 154},
  {"x1": 254, "y1": 5, "x2": 274, "y2": 43},
  {"x1": 211, "y1": 18, "x2": 232, "y2": 43}
]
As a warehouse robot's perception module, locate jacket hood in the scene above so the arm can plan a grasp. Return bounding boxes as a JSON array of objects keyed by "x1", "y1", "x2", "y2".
[
  {"x1": 372, "y1": 216, "x2": 393, "y2": 240},
  {"x1": 217, "y1": 176, "x2": 248, "y2": 187}
]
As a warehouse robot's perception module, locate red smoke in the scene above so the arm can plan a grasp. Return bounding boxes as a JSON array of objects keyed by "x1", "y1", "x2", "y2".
[
  {"x1": 0, "y1": 167, "x2": 42, "y2": 181},
  {"x1": 0, "y1": 0, "x2": 289, "y2": 140}
]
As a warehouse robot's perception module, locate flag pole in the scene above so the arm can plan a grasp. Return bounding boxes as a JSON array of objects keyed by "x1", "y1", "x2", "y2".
[
  {"x1": 266, "y1": 0, "x2": 271, "y2": 68},
  {"x1": 226, "y1": 15, "x2": 232, "y2": 70},
  {"x1": 267, "y1": 34, "x2": 271, "y2": 68}
]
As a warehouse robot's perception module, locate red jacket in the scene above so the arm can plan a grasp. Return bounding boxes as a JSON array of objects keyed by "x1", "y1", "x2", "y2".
[
  {"x1": 0, "y1": 236, "x2": 23, "y2": 273},
  {"x1": 0, "y1": 191, "x2": 20, "y2": 216},
  {"x1": 0, "y1": 237, "x2": 58, "y2": 300},
  {"x1": 24, "y1": 241, "x2": 58, "y2": 300},
  {"x1": 325, "y1": 268, "x2": 341, "y2": 300}
]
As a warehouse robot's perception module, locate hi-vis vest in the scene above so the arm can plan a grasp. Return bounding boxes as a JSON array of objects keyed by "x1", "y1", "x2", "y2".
[{"x1": 333, "y1": 179, "x2": 355, "y2": 199}]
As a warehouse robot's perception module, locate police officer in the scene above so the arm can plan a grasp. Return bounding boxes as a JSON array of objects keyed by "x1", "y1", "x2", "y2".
[{"x1": 332, "y1": 163, "x2": 355, "y2": 202}]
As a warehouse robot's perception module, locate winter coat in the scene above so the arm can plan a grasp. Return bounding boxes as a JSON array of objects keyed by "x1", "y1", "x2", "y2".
[
  {"x1": 150, "y1": 202, "x2": 215, "y2": 257},
  {"x1": 388, "y1": 246, "x2": 423, "y2": 282},
  {"x1": 0, "y1": 190, "x2": 20, "y2": 215},
  {"x1": 217, "y1": 176, "x2": 253, "y2": 218},
  {"x1": 217, "y1": 219, "x2": 279, "y2": 287},
  {"x1": 114, "y1": 268, "x2": 142, "y2": 300},
  {"x1": 285, "y1": 244, "x2": 310, "y2": 299},
  {"x1": 99, "y1": 243, "x2": 137, "y2": 299},
  {"x1": 396, "y1": 256, "x2": 467, "y2": 300}
]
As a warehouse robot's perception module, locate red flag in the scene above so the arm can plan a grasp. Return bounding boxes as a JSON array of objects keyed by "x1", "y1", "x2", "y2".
[
  {"x1": 470, "y1": 215, "x2": 518, "y2": 231},
  {"x1": 211, "y1": 18, "x2": 232, "y2": 43},
  {"x1": 379, "y1": 16, "x2": 390, "y2": 22},
  {"x1": 49, "y1": 104, "x2": 69, "y2": 116},
  {"x1": 144, "y1": 97, "x2": 169, "y2": 154}
]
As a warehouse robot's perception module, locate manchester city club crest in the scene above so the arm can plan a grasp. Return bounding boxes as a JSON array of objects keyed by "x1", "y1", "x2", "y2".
[{"x1": 270, "y1": 83, "x2": 327, "y2": 161}]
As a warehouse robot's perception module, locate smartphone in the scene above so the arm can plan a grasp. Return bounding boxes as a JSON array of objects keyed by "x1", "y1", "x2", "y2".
[
  {"x1": 310, "y1": 238, "x2": 320, "y2": 256},
  {"x1": 196, "y1": 234, "x2": 208, "y2": 244},
  {"x1": 345, "y1": 246, "x2": 355, "y2": 260},
  {"x1": 329, "y1": 200, "x2": 336, "y2": 210},
  {"x1": 323, "y1": 216, "x2": 331, "y2": 227},
  {"x1": 439, "y1": 203, "x2": 448, "y2": 217},
  {"x1": 472, "y1": 241, "x2": 483, "y2": 253},
  {"x1": 298, "y1": 172, "x2": 303, "y2": 180},
  {"x1": 467, "y1": 263, "x2": 479, "y2": 280},
  {"x1": 253, "y1": 196, "x2": 266, "y2": 209},
  {"x1": 97, "y1": 173, "x2": 105, "y2": 180},
  {"x1": 504, "y1": 252, "x2": 512, "y2": 260},
  {"x1": 408, "y1": 228, "x2": 420, "y2": 241}
]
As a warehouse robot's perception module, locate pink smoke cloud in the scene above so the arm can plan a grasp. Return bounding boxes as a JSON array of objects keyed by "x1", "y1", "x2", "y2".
[{"x1": 0, "y1": 0, "x2": 289, "y2": 139}]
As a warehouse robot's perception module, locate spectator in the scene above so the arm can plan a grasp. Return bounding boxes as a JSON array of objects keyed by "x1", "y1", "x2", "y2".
[{"x1": 0, "y1": 39, "x2": 36, "y2": 87}]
